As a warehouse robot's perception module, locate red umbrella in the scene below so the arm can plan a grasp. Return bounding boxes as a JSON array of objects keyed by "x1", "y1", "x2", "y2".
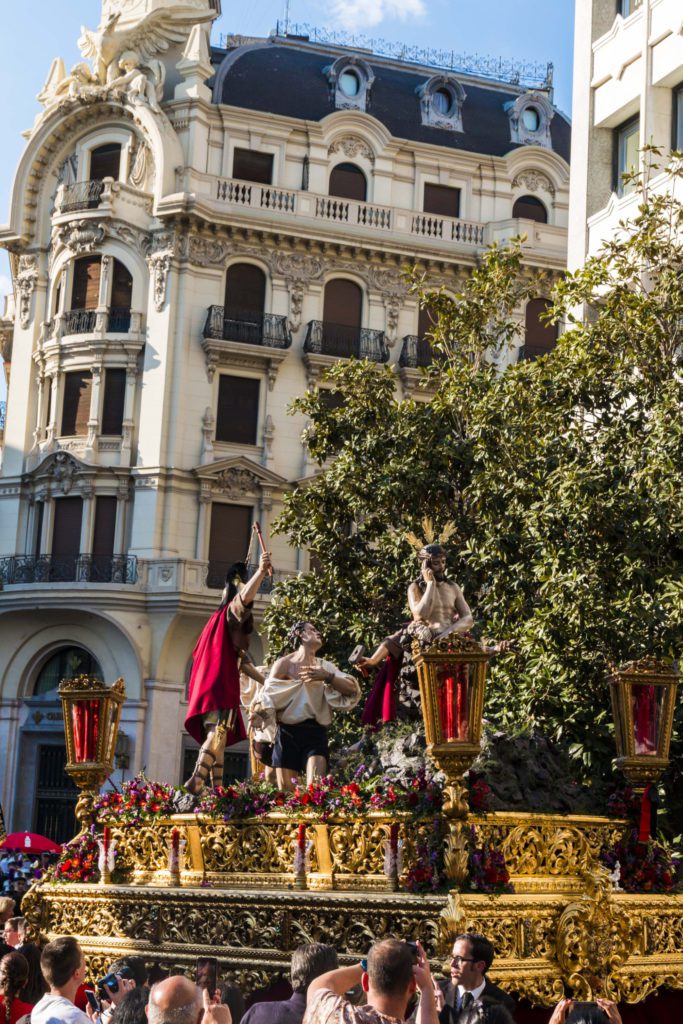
[{"x1": 1, "y1": 832, "x2": 62, "y2": 854}]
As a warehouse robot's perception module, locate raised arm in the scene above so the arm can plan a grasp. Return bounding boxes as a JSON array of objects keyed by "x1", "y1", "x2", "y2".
[
  {"x1": 408, "y1": 571, "x2": 437, "y2": 621},
  {"x1": 238, "y1": 551, "x2": 272, "y2": 607}
]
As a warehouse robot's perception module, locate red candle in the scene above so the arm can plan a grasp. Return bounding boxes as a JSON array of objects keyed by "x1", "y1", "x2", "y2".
[
  {"x1": 172, "y1": 828, "x2": 180, "y2": 855},
  {"x1": 297, "y1": 822, "x2": 306, "y2": 851},
  {"x1": 103, "y1": 826, "x2": 110, "y2": 850}
]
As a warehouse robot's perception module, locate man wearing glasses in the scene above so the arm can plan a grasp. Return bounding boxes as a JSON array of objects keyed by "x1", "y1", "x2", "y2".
[{"x1": 439, "y1": 934, "x2": 516, "y2": 1021}]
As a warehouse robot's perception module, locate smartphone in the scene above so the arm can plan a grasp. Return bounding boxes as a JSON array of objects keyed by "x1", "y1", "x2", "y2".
[
  {"x1": 85, "y1": 990, "x2": 101, "y2": 1015},
  {"x1": 195, "y1": 957, "x2": 218, "y2": 993},
  {"x1": 405, "y1": 941, "x2": 419, "y2": 964},
  {"x1": 97, "y1": 973, "x2": 119, "y2": 998}
]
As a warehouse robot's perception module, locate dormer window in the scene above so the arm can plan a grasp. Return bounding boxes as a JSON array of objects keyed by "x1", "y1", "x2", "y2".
[
  {"x1": 506, "y1": 90, "x2": 555, "y2": 149},
  {"x1": 417, "y1": 75, "x2": 466, "y2": 132},
  {"x1": 324, "y1": 56, "x2": 375, "y2": 112}
]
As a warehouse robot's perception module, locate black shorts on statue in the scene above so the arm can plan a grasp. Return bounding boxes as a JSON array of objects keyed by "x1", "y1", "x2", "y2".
[{"x1": 272, "y1": 719, "x2": 329, "y2": 772}]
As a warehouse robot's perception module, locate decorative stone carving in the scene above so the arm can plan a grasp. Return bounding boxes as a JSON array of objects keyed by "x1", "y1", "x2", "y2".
[
  {"x1": 147, "y1": 251, "x2": 171, "y2": 312},
  {"x1": 17, "y1": 255, "x2": 38, "y2": 329},
  {"x1": 128, "y1": 137, "x2": 154, "y2": 190},
  {"x1": 271, "y1": 253, "x2": 325, "y2": 332},
  {"x1": 512, "y1": 170, "x2": 556, "y2": 198},
  {"x1": 328, "y1": 136, "x2": 374, "y2": 163},
  {"x1": 324, "y1": 56, "x2": 375, "y2": 113},
  {"x1": 416, "y1": 76, "x2": 466, "y2": 132},
  {"x1": 44, "y1": 451, "x2": 81, "y2": 495},
  {"x1": 53, "y1": 220, "x2": 107, "y2": 256},
  {"x1": 201, "y1": 407, "x2": 214, "y2": 465},
  {"x1": 505, "y1": 90, "x2": 555, "y2": 149},
  {"x1": 262, "y1": 414, "x2": 275, "y2": 467},
  {"x1": 214, "y1": 467, "x2": 259, "y2": 499},
  {"x1": 368, "y1": 267, "x2": 407, "y2": 345}
]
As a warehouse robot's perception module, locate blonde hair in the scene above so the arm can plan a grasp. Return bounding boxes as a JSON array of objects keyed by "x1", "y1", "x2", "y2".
[{"x1": 0, "y1": 898, "x2": 14, "y2": 917}]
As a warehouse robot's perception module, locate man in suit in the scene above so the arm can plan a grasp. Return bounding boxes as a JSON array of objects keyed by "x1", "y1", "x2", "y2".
[
  {"x1": 241, "y1": 944, "x2": 338, "y2": 1024},
  {"x1": 439, "y1": 934, "x2": 516, "y2": 1022}
]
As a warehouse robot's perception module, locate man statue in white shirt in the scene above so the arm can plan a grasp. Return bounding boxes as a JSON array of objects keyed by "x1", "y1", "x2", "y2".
[{"x1": 255, "y1": 622, "x2": 361, "y2": 790}]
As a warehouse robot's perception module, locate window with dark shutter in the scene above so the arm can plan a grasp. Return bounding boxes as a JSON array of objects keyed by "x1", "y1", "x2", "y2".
[
  {"x1": 232, "y1": 148, "x2": 273, "y2": 184},
  {"x1": 71, "y1": 257, "x2": 101, "y2": 310},
  {"x1": 101, "y1": 368, "x2": 126, "y2": 435},
  {"x1": 513, "y1": 195, "x2": 548, "y2": 223},
  {"x1": 207, "y1": 504, "x2": 253, "y2": 588},
  {"x1": 34, "y1": 502, "x2": 44, "y2": 556},
  {"x1": 224, "y1": 264, "x2": 266, "y2": 318},
  {"x1": 90, "y1": 143, "x2": 121, "y2": 181},
  {"x1": 322, "y1": 279, "x2": 363, "y2": 356},
  {"x1": 215, "y1": 375, "x2": 260, "y2": 445},
  {"x1": 423, "y1": 183, "x2": 461, "y2": 218},
  {"x1": 523, "y1": 298, "x2": 558, "y2": 359},
  {"x1": 329, "y1": 163, "x2": 367, "y2": 201},
  {"x1": 61, "y1": 371, "x2": 93, "y2": 436},
  {"x1": 52, "y1": 496, "x2": 83, "y2": 580},
  {"x1": 92, "y1": 495, "x2": 117, "y2": 580}
]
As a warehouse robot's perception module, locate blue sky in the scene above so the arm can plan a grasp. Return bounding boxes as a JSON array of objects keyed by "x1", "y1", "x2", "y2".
[{"x1": 0, "y1": 0, "x2": 575, "y2": 402}]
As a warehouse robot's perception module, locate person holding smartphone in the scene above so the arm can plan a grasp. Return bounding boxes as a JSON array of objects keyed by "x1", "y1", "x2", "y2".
[{"x1": 31, "y1": 938, "x2": 91, "y2": 1024}]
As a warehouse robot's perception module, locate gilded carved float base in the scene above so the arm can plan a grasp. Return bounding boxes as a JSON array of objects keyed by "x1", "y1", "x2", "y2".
[{"x1": 23, "y1": 879, "x2": 683, "y2": 1007}]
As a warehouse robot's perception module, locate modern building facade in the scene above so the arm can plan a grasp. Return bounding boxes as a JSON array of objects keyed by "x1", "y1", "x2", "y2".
[
  {"x1": 0, "y1": 0, "x2": 570, "y2": 838},
  {"x1": 569, "y1": 0, "x2": 683, "y2": 269}
]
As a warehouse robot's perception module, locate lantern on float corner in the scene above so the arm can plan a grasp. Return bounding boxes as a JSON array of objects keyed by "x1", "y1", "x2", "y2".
[
  {"x1": 413, "y1": 636, "x2": 492, "y2": 820},
  {"x1": 58, "y1": 675, "x2": 126, "y2": 829},
  {"x1": 608, "y1": 658, "x2": 679, "y2": 840}
]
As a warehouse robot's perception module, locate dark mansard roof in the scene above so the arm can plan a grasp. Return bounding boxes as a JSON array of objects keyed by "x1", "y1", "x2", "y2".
[{"x1": 210, "y1": 39, "x2": 570, "y2": 163}]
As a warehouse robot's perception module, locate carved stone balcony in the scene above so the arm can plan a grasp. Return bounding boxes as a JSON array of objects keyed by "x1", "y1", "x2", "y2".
[
  {"x1": 53, "y1": 178, "x2": 153, "y2": 229},
  {"x1": 0, "y1": 554, "x2": 138, "y2": 585},
  {"x1": 201, "y1": 307, "x2": 292, "y2": 388},
  {"x1": 57, "y1": 180, "x2": 105, "y2": 213}
]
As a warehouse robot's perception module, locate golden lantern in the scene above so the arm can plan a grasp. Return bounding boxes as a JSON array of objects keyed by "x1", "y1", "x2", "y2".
[
  {"x1": 58, "y1": 675, "x2": 126, "y2": 829},
  {"x1": 608, "y1": 658, "x2": 679, "y2": 794},
  {"x1": 413, "y1": 636, "x2": 492, "y2": 820}
]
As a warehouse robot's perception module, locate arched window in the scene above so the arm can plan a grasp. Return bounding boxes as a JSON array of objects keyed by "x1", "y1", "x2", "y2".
[
  {"x1": 513, "y1": 195, "x2": 548, "y2": 223},
  {"x1": 523, "y1": 298, "x2": 558, "y2": 360},
  {"x1": 110, "y1": 259, "x2": 133, "y2": 330},
  {"x1": 89, "y1": 143, "x2": 122, "y2": 182},
  {"x1": 329, "y1": 163, "x2": 367, "y2": 202},
  {"x1": 67, "y1": 256, "x2": 132, "y2": 334},
  {"x1": 322, "y1": 279, "x2": 363, "y2": 357},
  {"x1": 223, "y1": 263, "x2": 267, "y2": 343},
  {"x1": 34, "y1": 646, "x2": 103, "y2": 696}
]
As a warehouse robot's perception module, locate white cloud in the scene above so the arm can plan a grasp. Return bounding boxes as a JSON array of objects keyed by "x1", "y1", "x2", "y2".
[{"x1": 329, "y1": 0, "x2": 426, "y2": 31}]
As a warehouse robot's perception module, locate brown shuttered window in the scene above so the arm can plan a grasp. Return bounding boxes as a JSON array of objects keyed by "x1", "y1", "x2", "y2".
[
  {"x1": 61, "y1": 371, "x2": 92, "y2": 436},
  {"x1": 52, "y1": 497, "x2": 83, "y2": 556},
  {"x1": 216, "y1": 375, "x2": 259, "y2": 445},
  {"x1": 207, "y1": 504, "x2": 253, "y2": 588},
  {"x1": 101, "y1": 368, "x2": 126, "y2": 435},
  {"x1": 225, "y1": 264, "x2": 266, "y2": 318},
  {"x1": 323, "y1": 279, "x2": 362, "y2": 328},
  {"x1": 71, "y1": 257, "x2": 101, "y2": 310},
  {"x1": 524, "y1": 298, "x2": 558, "y2": 358},
  {"x1": 232, "y1": 148, "x2": 273, "y2": 184},
  {"x1": 93, "y1": 496, "x2": 116, "y2": 557},
  {"x1": 418, "y1": 302, "x2": 436, "y2": 339},
  {"x1": 34, "y1": 502, "x2": 44, "y2": 556},
  {"x1": 512, "y1": 195, "x2": 548, "y2": 223},
  {"x1": 329, "y1": 163, "x2": 367, "y2": 201},
  {"x1": 423, "y1": 183, "x2": 461, "y2": 218},
  {"x1": 90, "y1": 144, "x2": 121, "y2": 181}
]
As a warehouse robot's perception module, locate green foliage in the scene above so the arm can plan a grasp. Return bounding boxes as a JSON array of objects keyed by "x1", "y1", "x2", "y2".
[{"x1": 264, "y1": 158, "x2": 683, "y2": 829}]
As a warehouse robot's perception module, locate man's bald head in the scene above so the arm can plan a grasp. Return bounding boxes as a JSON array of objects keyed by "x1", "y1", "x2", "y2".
[{"x1": 146, "y1": 976, "x2": 202, "y2": 1024}]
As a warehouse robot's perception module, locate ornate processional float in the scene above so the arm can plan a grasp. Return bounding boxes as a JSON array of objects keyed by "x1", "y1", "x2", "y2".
[{"x1": 20, "y1": 647, "x2": 683, "y2": 1014}]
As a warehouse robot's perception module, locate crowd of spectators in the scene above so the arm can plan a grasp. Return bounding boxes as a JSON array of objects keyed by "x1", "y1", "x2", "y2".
[
  {"x1": 0, "y1": 927, "x2": 626, "y2": 1024},
  {"x1": 0, "y1": 854, "x2": 56, "y2": 914}
]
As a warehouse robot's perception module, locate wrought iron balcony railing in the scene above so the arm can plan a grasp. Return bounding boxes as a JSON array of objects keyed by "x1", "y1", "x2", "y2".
[
  {"x1": 203, "y1": 307, "x2": 291, "y2": 348},
  {"x1": 58, "y1": 180, "x2": 105, "y2": 213},
  {"x1": 304, "y1": 321, "x2": 389, "y2": 362},
  {"x1": 206, "y1": 560, "x2": 298, "y2": 593},
  {"x1": 398, "y1": 334, "x2": 441, "y2": 368},
  {"x1": 0, "y1": 554, "x2": 138, "y2": 585},
  {"x1": 61, "y1": 308, "x2": 132, "y2": 335}
]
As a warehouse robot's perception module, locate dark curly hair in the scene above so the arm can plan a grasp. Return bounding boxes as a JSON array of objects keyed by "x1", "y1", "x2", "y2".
[
  {"x1": 110, "y1": 985, "x2": 150, "y2": 1024},
  {"x1": 0, "y1": 951, "x2": 29, "y2": 1021},
  {"x1": 286, "y1": 621, "x2": 310, "y2": 650}
]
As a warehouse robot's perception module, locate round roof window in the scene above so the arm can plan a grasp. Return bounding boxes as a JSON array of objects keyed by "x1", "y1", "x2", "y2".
[
  {"x1": 522, "y1": 106, "x2": 540, "y2": 132},
  {"x1": 339, "y1": 69, "x2": 360, "y2": 98}
]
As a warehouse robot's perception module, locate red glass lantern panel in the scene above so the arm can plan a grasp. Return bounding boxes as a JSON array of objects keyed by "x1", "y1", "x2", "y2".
[
  {"x1": 632, "y1": 684, "x2": 663, "y2": 756},
  {"x1": 437, "y1": 662, "x2": 470, "y2": 741},
  {"x1": 72, "y1": 699, "x2": 100, "y2": 761}
]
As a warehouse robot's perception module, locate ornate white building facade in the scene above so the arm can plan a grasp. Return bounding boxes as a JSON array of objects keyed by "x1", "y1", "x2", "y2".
[
  {"x1": 569, "y1": 0, "x2": 683, "y2": 268},
  {"x1": 0, "y1": 0, "x2": 570, "y2": 838}
]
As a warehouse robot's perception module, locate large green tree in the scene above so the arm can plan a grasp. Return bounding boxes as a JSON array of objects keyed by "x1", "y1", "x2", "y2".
[{"x1": 264, "y1": 157, "x2": 683, "y2": 823}]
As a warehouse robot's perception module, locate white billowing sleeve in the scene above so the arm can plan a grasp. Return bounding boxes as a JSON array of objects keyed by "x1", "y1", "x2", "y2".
[{"x1": 320, "y1": 659, "x2": 361, "y2": 709}]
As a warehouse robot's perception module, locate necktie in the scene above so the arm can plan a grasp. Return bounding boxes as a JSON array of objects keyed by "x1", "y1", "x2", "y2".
[{"x1": 460, "y1": 992, "x2": 473, "y2": 1014}]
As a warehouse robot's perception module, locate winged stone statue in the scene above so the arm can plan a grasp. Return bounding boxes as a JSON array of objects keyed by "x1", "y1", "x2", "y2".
[{"x1": 78, "y1": 7, "x2": 212, "y2": 84}]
